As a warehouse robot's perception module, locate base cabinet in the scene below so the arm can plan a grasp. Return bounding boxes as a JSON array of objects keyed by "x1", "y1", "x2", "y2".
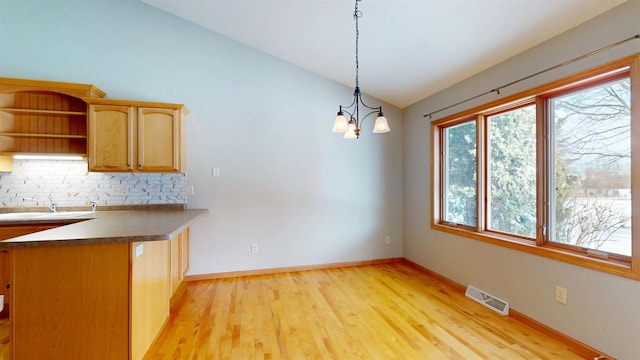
[
  {"x1": 131, "y1": 241, "x2": 170, "y2": 360},
  {"x1": 0, "y1": 224, "x2": 61, "y2": 320},
  {"x1": 0, "y1": 249, "x2": 11, "y2": 319},
  {"x1": 8, "y1": 238, "x2": 174, "y2": 360},
  {"x1": 170, "y1": 228, "x2": 190, "y2": 296},
  {"x1": 12, "y1": 242, "x2": 131, "y2": 360}
]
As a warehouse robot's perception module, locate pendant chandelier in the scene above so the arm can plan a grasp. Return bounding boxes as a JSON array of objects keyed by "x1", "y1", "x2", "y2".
[{"x1": 332, "y1": 0, "x2": 390, "y2": 139}]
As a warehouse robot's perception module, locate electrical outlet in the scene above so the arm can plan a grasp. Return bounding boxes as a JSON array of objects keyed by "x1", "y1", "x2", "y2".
[
  {"x1": 385, "y1": 235, "x2": 391, "y2": 244},
  {"x1": 251, "y1": 243, "x2": 258, "y2": 253},
  {"x1": 555, "y1": 285, "x2": 567, "y2": 304},
  {"x1": 111, "y1": 185, "x2": 129, "y2": 196},
  {"x1": 135, "y1": 243, "x2": 144, "y2": 258},
  {"x1": 187, "y1": 185, "x2": 194, "y2": 195}
]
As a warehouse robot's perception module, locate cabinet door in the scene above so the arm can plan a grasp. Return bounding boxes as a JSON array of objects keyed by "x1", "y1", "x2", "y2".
[
  {"x1": 0, "y1": 250, "x2": 10, "y2": 318},
  {"x1": 88, "y1": 104, "x2": 135, "y2": 171},
  {"x1": 170, "y1": 233, "x2": 182, "y2": 296},
  {"x1": 131, "y1": 241, "x2": 170, "y2": 360},
  {"x1": 170, "y1": 228, "x2": 189, "y2": 296},
  {"x1": 12, "y1": 243, "x2": 130, "y2": 360},
  {"x1": 180, "y1": 227, "x2": 189, "y2": 276},
  {"x1": 0, "y1": 225, "x2": 59, "y2": 321},
  {"x1": 137, "y1": 107, "x2": 181, "y2": 172}
]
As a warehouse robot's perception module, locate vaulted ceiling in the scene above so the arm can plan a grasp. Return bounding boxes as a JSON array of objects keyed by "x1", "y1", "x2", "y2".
[{"x1": 141, "y1": 0, "x2": 627, "y2": 108}]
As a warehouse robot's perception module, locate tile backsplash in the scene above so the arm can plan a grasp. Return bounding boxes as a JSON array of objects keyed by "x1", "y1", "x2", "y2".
[{"x1": 0, "y1": 159, "x2": 186, "y2": 208}]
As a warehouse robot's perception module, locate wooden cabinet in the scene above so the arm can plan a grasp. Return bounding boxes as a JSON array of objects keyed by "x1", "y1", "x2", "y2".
[
  {"x1": 9, "y1": 240, "x2": 171, "y2": 360},
  {"x1": 170, "y1": 228, "x2": 190, "y2": 297},
  {"x1": 180, "y1": 227, "x2": 190, "y2": 277},
  {"x1": 0, "y1": 77, "x2": 188, "y2": 174},
  {"x1": 0, "y1": 77, "x2": 105, "y2": 163},
  {"x1": 138, "y1": 107, "x2": 183, "y2": 172},
  {"x1": 0, "y1": 249, "x2": 11, "y2": 318},
  {"x1": 87, "y1": 104, "x2": 134, "y2": 171},
  {"x1": 87, "y1": 99, "x2": 187, "y2": 173},
  {"x1": 4, "y1": 225, "x2": 191, "y2": 359},
  {"x1": 12, "y1": 242, "x2": 131, "y2": 359},
  {"x1": 0, "y1": 224, "x2": 60, "y2": 318},
  {"x1": 131, "y1": 241, "x2": 170, "y2": 360}
]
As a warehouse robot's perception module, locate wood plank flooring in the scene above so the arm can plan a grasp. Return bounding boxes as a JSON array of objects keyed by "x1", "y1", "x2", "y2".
[{"x1": 146, "y1": 262, "x2": 587, "y2": 360}]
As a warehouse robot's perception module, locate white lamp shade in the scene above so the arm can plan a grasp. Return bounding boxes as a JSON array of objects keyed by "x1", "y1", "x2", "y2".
[
  {"x1": 344, "y1": 127, "x2": 357, "y2": 139},
  {"x1": 332, "y1": 114, "x2": 348, "y2": 133},
  {"x1": 373, "y1": 115, "x2": 390, "y2": 133}
]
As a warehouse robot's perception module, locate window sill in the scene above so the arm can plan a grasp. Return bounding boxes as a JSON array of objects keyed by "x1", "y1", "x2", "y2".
[{"x1": 431, "y1": 222, "x2": 639, "y2": 280}]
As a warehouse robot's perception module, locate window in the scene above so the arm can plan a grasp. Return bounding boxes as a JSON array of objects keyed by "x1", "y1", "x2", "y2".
[
  {"x1": 442, "y1": 121, "x2": 477, "y2": 228},
  {"x1": 487, "y1": 105, "x2": 537, "y2": 238},
  {"x1": 432, "y1": 55, "x2": 639, "y2": 279},
  {"x1": 547, "y1": 76, "x2": 631, "y2": 257}
]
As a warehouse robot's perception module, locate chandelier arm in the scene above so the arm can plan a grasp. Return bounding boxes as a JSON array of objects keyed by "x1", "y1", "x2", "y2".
[
  {"x1": 341, "y1": 108, "x2": 356, "y2": 120},
  {"x1": 359, "y1": 109, "x2": 381, "y2": 123},
  {"x1": 357, "y1": 95, "x2": 382, "y2": 111},
  {"x1": 339, "y1": 95, "x2": 358, "y2": 112}
]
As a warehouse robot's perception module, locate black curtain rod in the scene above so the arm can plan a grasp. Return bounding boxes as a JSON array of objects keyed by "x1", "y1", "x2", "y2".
[{"x1": 423, "y1": 34, "x2": 640, "y2": 119}]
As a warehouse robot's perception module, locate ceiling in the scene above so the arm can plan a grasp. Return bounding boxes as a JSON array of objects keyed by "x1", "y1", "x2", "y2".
[{"x1": 141, "y1": 0, "x2": 627, "y2": 109}]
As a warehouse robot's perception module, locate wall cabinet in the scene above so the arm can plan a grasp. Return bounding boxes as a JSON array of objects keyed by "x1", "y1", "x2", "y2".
[
  {"x1": 0, "y1": 77, "x2": 105, "y2": 169},
  {"x1": 86, "y1": 104, "x2": 133, "y2": 172},
  {"x1": 87, "y1": 99, "x2": 187, "y2": 173},
  {"x1": 0, "y1": 77, "x2": 188, "y2": 174}
]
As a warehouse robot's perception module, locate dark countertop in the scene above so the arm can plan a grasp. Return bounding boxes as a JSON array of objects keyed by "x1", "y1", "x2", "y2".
[{"x1": 0, "y1": 209, "x2": 208, "y2": 248}]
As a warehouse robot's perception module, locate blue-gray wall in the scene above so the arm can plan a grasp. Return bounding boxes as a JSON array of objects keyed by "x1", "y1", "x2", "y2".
[{"x1": 0, "y1": 0, "x2": 403, "y2": 273}]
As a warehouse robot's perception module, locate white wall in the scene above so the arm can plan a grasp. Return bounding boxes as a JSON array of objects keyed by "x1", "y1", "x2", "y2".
[
  {"x1": 403, "y1": 1, "x2": 640, "y2": 359},
  {"x1": 0, "y1": 1, "x2": 403, "y2": 273}
]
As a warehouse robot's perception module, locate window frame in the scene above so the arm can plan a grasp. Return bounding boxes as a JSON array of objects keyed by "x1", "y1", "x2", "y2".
[
  {"x1": 438, "y1": 117, "x2": 479, "y2": 231},
  {"x1": 431, "y1": 54, "x2": 640, "y2": 280},
  {"x1": 484, "y1": 102, "x2": 538, "y2": 240}
]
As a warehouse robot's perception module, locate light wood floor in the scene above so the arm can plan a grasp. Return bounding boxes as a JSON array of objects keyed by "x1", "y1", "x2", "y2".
[{"x1": 146, "y1": 262, "x2": 587, "y2": 360}]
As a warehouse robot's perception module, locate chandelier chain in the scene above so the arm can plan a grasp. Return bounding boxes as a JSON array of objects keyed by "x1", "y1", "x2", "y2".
[
  {"x1": 354, "y1": 1, "x2": 362, "y2": 89},
  {"x1": 331, "y1": 0, "x2": 389, "y2": 139}
]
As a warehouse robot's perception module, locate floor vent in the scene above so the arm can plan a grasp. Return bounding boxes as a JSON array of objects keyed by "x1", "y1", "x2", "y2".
[{"x1": 465, "y1": 285, "x2": 509, "y2": 315}]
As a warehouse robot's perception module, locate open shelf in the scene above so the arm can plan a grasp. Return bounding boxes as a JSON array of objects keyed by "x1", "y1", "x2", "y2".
[
  {"x1": 0, "y1": 92, "x2": 88, "y2": 156},
  {"x1": 0, "y1": 108, "x2": 86, "y2": 116},
  {"x1": 0, "y1": 133, "x2": 87, "y2": 139}
]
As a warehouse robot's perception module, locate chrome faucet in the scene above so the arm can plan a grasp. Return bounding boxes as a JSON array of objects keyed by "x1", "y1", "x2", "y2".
[
  {"x1": 48, "y1": 195, "x2": 57, "y2": 212},
  {"x1": 89, "y1": 201, "x2": 98, "y2": 212}
]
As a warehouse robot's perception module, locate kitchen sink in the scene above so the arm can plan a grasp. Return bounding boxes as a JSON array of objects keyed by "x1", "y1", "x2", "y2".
[{"x1": 0, "y1": 211, "x2": 96, "y2": 221}]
